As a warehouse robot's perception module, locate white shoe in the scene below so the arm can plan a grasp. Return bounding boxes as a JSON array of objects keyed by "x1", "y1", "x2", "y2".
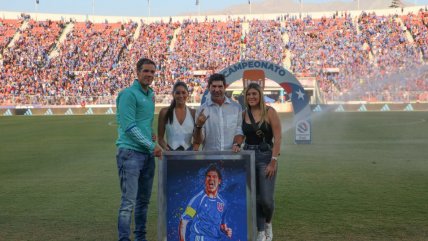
[
  {"x1": 265, "y1": 223, "x2": 273, "y2": 241},
  {"x1": 257, "y1": 231, "x2": 266, "y2": 241}
]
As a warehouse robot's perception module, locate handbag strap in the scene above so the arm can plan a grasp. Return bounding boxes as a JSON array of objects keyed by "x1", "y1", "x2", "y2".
[{"x1": 247, "y1": 108, "x2": 265, "y2": 140}]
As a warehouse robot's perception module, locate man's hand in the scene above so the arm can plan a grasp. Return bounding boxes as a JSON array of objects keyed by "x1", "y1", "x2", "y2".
[
  {"x1": 153, "y1": 145, "x2": 162, "y2": 158},
  {"x1": 193, "y1": 109, "x2": 208, "y2": 146},
  {"x1": 195, "y1": 109, "x2": 209, "y2": 127},
  {"x1": 220, "y1": 224, "x2": 232, "y2": 238},
  {"x1": 232, "y1": 143, "x2": 241, "y2": 153}
]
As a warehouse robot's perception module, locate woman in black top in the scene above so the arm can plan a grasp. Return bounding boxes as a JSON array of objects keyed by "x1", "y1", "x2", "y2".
[{"x1": 242, "y1": 83, "x2": 282, "y2": 241}]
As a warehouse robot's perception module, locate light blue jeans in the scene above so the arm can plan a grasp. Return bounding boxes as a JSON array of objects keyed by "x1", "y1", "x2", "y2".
[{"x1": 116, "y1": 148, "x2": 155, "y2": 241}]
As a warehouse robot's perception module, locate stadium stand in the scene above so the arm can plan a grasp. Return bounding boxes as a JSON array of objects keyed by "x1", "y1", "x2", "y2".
[
  {"x1": 243, "y1": 20, "x2": 285, "y2": 65},
  {"x1": 0, "y1": 7, "x2": 427, "y2": 107},
  {"x1": 0, "y1": 18, "x2": 22, "y2": 51}
]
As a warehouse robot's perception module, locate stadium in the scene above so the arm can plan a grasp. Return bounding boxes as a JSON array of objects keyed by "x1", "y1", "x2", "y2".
[{"x1": 1, "y1": 1, "x2": 428, "y2": 240}]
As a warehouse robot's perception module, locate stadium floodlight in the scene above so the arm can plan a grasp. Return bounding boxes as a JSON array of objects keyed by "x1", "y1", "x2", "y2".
[
  {"x1": 35, "y1": 0, "x2": 39, "y2": 17},
  {"x1": 197, "y1": 0, "x2": 201, "y2": 16},
  {"x1": 249, "y1": 0, "x2": 252, "y2": 15},
  {"x1": 148, "y1": 0, "x2": 151, "y2": 17},
  {"x1": 389, "y1": 0, "x2": 403, "y2": 8}
]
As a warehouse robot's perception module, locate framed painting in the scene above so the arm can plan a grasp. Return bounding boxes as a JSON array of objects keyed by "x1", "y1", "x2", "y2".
[{"x1": 158, "y1": 151, "x2": 256, "y2": 241}]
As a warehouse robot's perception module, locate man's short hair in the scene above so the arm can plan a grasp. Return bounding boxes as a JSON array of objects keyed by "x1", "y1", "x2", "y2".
[
  {"x1": 208, "y1": 73, "x2": 226, "y2": 87},
  {"x1": 136, "y1": 58, "x2": 156, "y2": 72},
  {"x1": 205, "y1": 164, "x2": 222, "y2": 180}
]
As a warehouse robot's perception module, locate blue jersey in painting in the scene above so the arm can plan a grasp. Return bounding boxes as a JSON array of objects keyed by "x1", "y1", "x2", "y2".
[{"x1": 182, "y1": 190, "x2": 227, "y2": 240}]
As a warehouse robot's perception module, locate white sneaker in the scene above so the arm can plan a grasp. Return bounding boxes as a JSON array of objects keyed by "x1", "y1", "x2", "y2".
[
  {"x1": 265, "y1": 223, "x2": 273, "y2": 241},
  {"x1": 257, "y1": 231, "x2": 266, "y2": 241}
]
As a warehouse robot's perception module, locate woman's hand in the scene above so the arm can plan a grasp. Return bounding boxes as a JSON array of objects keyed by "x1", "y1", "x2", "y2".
[{"x1": 265, "y1": 158, "x2": 277, "y2": 179}]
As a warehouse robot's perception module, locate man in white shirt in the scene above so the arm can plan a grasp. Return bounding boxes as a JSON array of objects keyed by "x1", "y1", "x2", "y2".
[{"x1": 193, "y1": 73, "x2": 244, "y2": 152}]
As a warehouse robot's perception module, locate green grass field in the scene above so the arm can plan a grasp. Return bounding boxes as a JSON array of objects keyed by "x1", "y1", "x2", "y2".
[{"x1": 0, "y1": 112, "x2": 427, "y2": 241}]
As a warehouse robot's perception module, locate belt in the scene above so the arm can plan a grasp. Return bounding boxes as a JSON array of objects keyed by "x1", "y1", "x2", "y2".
[
  {"x1": 244, "y1": 143, "x2": 272, "y2": 152},
  {"x1": 244, "y1": 144, "x2": 263, "y2": 150}
]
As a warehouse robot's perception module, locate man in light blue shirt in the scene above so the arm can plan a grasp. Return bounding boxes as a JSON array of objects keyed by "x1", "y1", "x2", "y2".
[
  {"x1": 115, "y1": 58, "x2": 162, "y2": 241},
  {"x1": 193, "y1": 73, "x2": 244, "y2": 151}
]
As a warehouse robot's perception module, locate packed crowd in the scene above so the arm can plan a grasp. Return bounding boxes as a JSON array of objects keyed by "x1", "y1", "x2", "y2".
[
  {"x1": 47, "y1": 20, "x2": 137, "y2": 103},
  {"x1": 286, "y1": 12, "x2": 428, "y2": 102},
  {"x1": 120, "y1": 20, "x2": 180, "y2": 96},
  {"x1": 1, "y1": 19, "x2": 65, "y2": 105},
  {"x1": 402, "y1": 11, "x2": 428, "y2": 59},
  {"x1": 244, "y1": 20, "x2": 285, "y2": 64},
  {"x1": 0, "y1": 19, "x2": 22, "y2": 51},
  {"x1": 0, "y1": 10, "x2": 427, "y2": 105}
]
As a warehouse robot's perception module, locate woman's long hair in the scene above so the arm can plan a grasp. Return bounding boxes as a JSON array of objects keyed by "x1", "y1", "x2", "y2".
[
  {"x1": 243, "y1": 83, "x2": 267, "y2": 125},
  {"x1": 166, "y1": 81, "x2": 189, "y2": 124}
]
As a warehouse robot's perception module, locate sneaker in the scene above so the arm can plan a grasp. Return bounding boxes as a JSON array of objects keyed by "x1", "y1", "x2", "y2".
[
  {"x1": 265, "y1": 223, "x2": 273, "y2": 241},
  {"x1": 257, "y1": 231, "x2": 266, "y2": 241}
]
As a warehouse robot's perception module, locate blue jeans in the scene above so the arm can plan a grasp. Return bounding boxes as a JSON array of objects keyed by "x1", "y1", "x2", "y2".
[
  {"x1": 116, "y1": 148, "x2": 155, "y2": 241},
  {"x1": 254, "y1": 149, "x2": 276, "y2": 231},
  {"x1": 244, "y1": 145, "x2": 276, "y2": 231}
]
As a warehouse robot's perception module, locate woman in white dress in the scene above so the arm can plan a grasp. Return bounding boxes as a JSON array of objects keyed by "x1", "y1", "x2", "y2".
[{"x1": 158, "y1": 81, "x2": 196, "y2": 151}]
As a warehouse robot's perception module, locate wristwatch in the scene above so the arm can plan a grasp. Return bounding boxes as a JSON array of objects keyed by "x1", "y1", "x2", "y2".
[{"x1": 233, "y1": 143, "x2": 241, "y2": 148}]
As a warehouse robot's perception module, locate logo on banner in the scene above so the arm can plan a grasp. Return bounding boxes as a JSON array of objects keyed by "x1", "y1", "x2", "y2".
[
  {"x1": 297, "y1": 121, "x2": 309, "y2": 133},
  {"x1": 242, "y1": 69, "x2": 266, "y2": 89},
  {"x1": 295, "y1": 119, "x2": 311, "y2": 142}
]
